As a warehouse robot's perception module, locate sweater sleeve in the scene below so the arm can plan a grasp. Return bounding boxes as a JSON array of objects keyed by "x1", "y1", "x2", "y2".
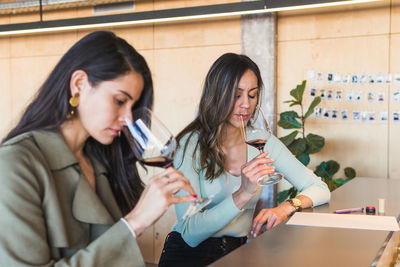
[
  {"x1": 0, "y1": 145, "x2": 144, "y2": 267},
  {"x1": 267, "y1": 134, "x2": 331, "y2": 207},
  {"x1": 172, "y1": 133, "x2": 242, "y2": 247}
]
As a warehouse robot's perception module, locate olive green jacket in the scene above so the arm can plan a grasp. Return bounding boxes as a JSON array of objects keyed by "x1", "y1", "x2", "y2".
[{"x1": 0, "y1": 130, "x2": 144, "y2": 266}]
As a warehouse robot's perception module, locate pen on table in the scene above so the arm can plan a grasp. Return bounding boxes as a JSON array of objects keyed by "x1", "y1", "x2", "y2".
[{"x1": 334, "y1": 207, "x2": 364, "y2": 214}]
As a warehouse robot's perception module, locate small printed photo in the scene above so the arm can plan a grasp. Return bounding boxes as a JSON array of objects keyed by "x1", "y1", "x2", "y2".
[
  {"x1": 341, "y1": 110, "x2": 349, "y2": 120},
  {"x1": 342, "y1": 74, "x2": 350, "y2": 84},
  {"x1": 310, "y1": 88, "x2": 317, "y2": 97},
  {"x1": 315, "y1": 107, "x2": 322, "y2": 118},
  {"x1": 393, "y1": 91, "x2": 400, "y2": 102},
  {"x1": 376, "y1": 74, "x2": 383, "y2": 84},
  {"x1": 316, "y1": 72, "x2": 324, "y2": 82},
  {"x1": 327, "y1": 73, "x2": 334, "y2": 83},
  {"x1": 353, "y1": 111, "x2": 361, "y2": 121},
  {"x1": 393, "y1": 112, "x2": 400, "y2": 122},
  {"x1": 368, "y1": 75, "x2": 375, "y2": 84},
  {"x1": 335, "y1": 90, "x2": 343, "y2": 101},
  {"x1": 377, "y1": 92, "x2": 385, "y2": 103},
  {"x1": 385, "y1": 74, "x2": 392, "y2": 84},
  {"x1": 367, "y1": 92, "x2": 375, "y2": 103},
  {"x1": 355, "y1": 91, "x2": 362, "y2": 102},
  {"x1": 327, "y1": 89, "x2": 333, "y2": 100},
  {"x1": 331, "y1": 109, "x2": 338, "y2": 120},
  {"x1": 360, "y1": 74, "x2": 367, "y2": 85},
  {"x1": 347, "y1": 90, "x2": 354, "y2": 102},
  {"x1": 333, "y1": 73, "x2": 341, "y2": 84},
  {"x1": 361, "y1": 111, "x2": 368, "y2": 122},
  {"x1": 394, "y1": 74, "x2": 400, "y2": 84},
  {"x1": 351, "y1": 75, "x2": 359, "y2": 84},
  {"x1": 368, "y1": 112, "x2": 376, "y2": 122},
  {"x1": 320, "y1": 89, "x2": 326, "y2": 99},
  {"x1": 307, "y1": 70, "x2": 316, "y2": 81},
  {"x1": 323, "y1": 108, "x2": 330, "y2": 119},
  {"x1": 381, "y1": 111, "x2": 388, "y2": 122}
]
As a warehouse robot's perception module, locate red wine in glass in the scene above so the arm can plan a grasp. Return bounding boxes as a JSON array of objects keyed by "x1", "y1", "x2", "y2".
[
  {"x1": 245, "y1": 139, "x2": 266, "y2": 152},
  {"x1": 141, "y1": 156, "x2": 173, "y2": 168}
]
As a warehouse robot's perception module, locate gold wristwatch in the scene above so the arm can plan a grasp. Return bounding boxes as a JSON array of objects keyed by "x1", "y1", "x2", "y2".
[{"x1": 287, "y1": 198, "x2": 302, "y2": 215}]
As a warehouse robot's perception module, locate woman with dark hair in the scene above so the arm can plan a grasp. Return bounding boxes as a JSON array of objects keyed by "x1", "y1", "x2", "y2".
[
  {"x1": 159, "y1": 53, "x2": 330, "y2": 266},
  {"x1": 0, "y1": 31, "x2": 195, "y2": 266}
]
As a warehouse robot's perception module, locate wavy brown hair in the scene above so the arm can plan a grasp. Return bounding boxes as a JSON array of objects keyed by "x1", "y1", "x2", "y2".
[{"x1": 176, "y1": 53, "x2": 263, "y2": 181}]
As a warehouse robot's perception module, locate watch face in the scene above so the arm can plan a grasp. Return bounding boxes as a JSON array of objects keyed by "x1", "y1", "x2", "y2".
[{"x1": 292, "y1": 198, "x2": 301, "y2": 207}]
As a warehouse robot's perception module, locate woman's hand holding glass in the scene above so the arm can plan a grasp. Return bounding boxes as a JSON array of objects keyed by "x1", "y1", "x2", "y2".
[{"x1": 124, "y1": 167, "x2": 196, "y2": 237}]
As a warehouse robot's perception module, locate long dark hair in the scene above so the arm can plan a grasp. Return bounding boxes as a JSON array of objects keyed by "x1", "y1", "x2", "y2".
[
  {"x1": 176, "y1": 53, "x2": 263, "y2": 181},
  {"x1": 3, "y1": 31, "x2": 153, "y2": 214}
]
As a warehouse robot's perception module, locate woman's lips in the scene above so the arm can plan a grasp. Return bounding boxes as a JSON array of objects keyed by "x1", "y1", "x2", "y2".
[
  {"x1": 237, "y1": 114, "x2": 249, "y2": 120},
  {"x1": 110, "y1": 128, "x2": 120, "y2": 136}
]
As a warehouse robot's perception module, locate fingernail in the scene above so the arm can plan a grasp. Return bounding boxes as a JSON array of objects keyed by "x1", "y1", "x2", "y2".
[{"x1": 192, "y1": 194, "x2": 198, "y2": 198}]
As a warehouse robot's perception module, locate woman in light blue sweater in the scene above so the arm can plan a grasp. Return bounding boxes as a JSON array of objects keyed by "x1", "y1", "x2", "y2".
[{"x1": 159, "y1": 53, "x2": 330, "y2": 266}]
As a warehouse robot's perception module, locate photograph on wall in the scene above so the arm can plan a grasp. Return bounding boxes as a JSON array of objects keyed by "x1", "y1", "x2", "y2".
[
  {"x1": 327, "y1": 89, "x2": 333, "y2": 100},
  {"x1": 351, "y1": 75, "x2": 358, "y2": 84},
  {"x1": 355, "y1": 91, "x2": 362, "y2": 102},
  {"x1": 393, "y1": 112, "x2": 400, "y2": 122},
  {"x1": 333, "y1": 73, "x2": 341, "y2": 84},
  {"x1": 323, "y1": 108, "x2": 330, "y2": 119},
  {"x1": 353, "y1": 111, "x2": 361, "y2": 121},
  {"x1": 310, "y1": 88, "x2": 316, "y2": 97},
  {"x1": 385, "y1": 74, "x2": 392, "y2": 84},
  {"x1": 393, "y1": 91, "x2": 400, "y2": 102},
  {"x1": 335, "y1": 90, "x2": 343, "y2": 101},
  {"x1": 361, "y1": 112, "x2": 368, "y2": 122},
  {"x1": 347, "y1": 90, "x2": 354, "y2": 102},
  {"x1": 315, "y1": 107, "x2": 322, "y2": 118},
  {"x1": 376, "y1": 74, "x2": 383, "y2": 84},
  {"x1": 331, "y1": 109, "x2": 338, "y2": 120},
  {"x1": 394, "y1": 74, "x2": 400, "y2": 84},
  {"x1": 341, "y1": 110, "x2": 349, "y2": 120},
  {"x1": 367, "y1": 92, "x2": 375, "y2": 103},
  {"x1": 377, "y1": 92, "x2": 385, "y2": 103},
  {"x1": 342, "y1": 74, "x2": 350, "y2": 84},
  {"x1": 367, "y1": 75, "x2": 375, "y2": 84},
  {"x1": 368, "y1": 112, "x2": 376, "y2": 122},
  {"x1": 380, "y1": 111, "x2": 388, "y2": 122},
  {"x1": 320, "y1": 89, "x2": 326, "y2": 99},
  {"x1": 360, "y1": 74, "x2": 367, "y2": 85},
  {"x1": 327, "y1": 73, "x2": 333, "y2": 83},
  {"x1": 316, "y1": 72, "x2": 324, "y2": 82}
]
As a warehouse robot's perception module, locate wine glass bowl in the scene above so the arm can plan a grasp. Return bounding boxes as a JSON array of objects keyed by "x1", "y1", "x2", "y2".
[
  {"x1": 245, "y1": 128, "x2": 283, "y2": 186},
  {"x1": 123, "y1": 107, "x2": 212, "y2": 218},
  {"x1": 122, "y1": 108, "x2": 176, "y2": 169}
]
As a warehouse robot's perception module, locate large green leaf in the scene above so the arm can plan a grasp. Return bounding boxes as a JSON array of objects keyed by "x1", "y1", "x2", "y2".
[
  {"x1": 279, "y1": 131, "x2": 298, "y2": 146},
  {"x1": 322, "y1": 178, "x2": 336, "y2": 192},
  {"x1": 333, "y1": 178, "x2": 351, "y2": 188},
  {"x1": 315, "y1": 160, "x2": 340, "y2": 179},
  {"x1": 344, "y1": 167, "x2": 356, "y2": 179},
  {"x1": 296, "y1": 153, "x2": 310, "y2": 166},
  {"x1": 278, "y1": 111, "x2": 301, "y2": 129},
  {"x1": 289, "y1": 80, "x2": 306, "y2": 103},
  {"x1": 277, "y1": 187, "x2": 298, "y2": 204},
  {"x1": 306, "y1": 133, "x2": 325, "y2": 154},
  {"x1": 304, "y1": 96, "x2": 321, "y2": 118},
  {"x1": 288, "y1": 138, "x2": 307, "y2": 155}
]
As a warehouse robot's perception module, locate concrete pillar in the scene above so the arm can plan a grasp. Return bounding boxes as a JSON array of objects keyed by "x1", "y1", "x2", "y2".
[{"x1": 241, "y1": 12, "x2": 277, "y2": 210}]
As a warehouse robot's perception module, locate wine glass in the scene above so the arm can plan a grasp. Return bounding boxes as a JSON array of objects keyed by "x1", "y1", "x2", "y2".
[
  {"x1": 242, "y1": 105, "x2": 283, "y2": 186},
  {"x1": 122, "y1": 107, "x2": 213, "y2": 219}
]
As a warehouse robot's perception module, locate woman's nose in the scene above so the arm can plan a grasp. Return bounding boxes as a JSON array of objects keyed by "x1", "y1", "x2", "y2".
[
  {"x1": 240, "y1": 95, "x2": 250, "y2": 108},
  {"x1": 121, "y1": 109, "x2": 133, "y2": 125}
]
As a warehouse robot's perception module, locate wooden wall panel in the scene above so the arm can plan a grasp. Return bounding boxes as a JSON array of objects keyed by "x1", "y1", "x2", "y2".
[{"x1": 0, "y1": 59, "x2": 11, "y2": 138}]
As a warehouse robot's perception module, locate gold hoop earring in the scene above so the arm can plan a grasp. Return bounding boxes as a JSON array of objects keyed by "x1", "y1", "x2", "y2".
[{"x1": 69, "y1": 93, "x2": 80, "y2": 116}]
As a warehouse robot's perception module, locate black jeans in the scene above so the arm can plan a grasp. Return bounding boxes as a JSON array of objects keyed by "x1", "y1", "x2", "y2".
[{"x1": 158, "y1": 231, "x2": 247, "y2": 267}]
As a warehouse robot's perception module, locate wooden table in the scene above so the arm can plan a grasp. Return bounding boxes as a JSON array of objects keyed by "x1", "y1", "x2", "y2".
[{"x1": 210, "y1": 178, "x2": 400, "y2": 267}]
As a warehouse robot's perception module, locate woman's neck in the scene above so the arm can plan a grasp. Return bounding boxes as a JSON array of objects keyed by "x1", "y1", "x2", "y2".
[
  {"x1": 222, "y1": 124, "x2": 245, "y2": 147},
  {"x1": 60, "y1": 119, "x2": 89, "y2": 159}
]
